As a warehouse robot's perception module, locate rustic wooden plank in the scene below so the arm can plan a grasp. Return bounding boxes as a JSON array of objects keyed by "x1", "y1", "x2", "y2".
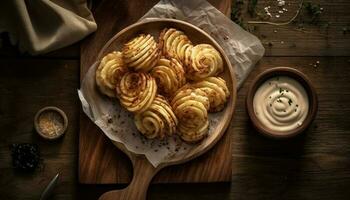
[
  {"x1": 0, "y1": 59, "x2": 79, "y2": 200},
  {"x1": 1, "y1": 0, "x2": 350, "y2": 58},
  {"x1": 79, "y1": 0, "x2": 234, "y2": 184},
  {"x1": 1, "y1": 56, "x2": 350, "y2": 199},
  {"x1": 234, "y1": 0, "x2": 350, "y2": 56},
  {"x1": 77, "y1": 56, "x2": 350, "y2": 200}
]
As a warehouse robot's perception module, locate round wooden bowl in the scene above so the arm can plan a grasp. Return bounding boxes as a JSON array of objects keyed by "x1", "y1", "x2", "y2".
[
  {"x1": 34, "y1": 106, "x2": 68, "y2": 140},
  {"x1": 246, "y1": 67, "x2": 318, "y2": 139},
  {"x1": 96, "y1": 18, "x2": 237, "y2": 200}
]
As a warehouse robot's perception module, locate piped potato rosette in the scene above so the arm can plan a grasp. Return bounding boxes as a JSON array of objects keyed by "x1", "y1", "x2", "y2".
[
  {"x1": 122, "y1": 34, "x2": 160, "y2": 72},
  {"x1": 150, "y1": 57, "x2": 186, "y2": 97},
  {"x1": 134, "y1": 95, "x2": 178, "y2": 139},
  {"x1": 171, "y1": 86, "x2": 210, "y2": 143},
  {"x1": 159, "y1": 28, "x2": 193, "y2": 63},
  {"x1": 191, "y1": 77, "x2": 230, "y2": 112},
  {"x1": 94, "y1": 27, "x2": 231, "y2": 142},
  {"x1": 116, "y1": 72, "x2": 157, "y2": 113},
  {"x1": 96, "y1": 51, "x2": 128, "y2": 97},
  {"x1": 186, "y1": 44, "x2": 223, "y2": 80}
]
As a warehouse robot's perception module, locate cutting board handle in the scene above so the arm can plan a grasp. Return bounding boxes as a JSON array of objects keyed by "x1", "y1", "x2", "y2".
[{"x1": 99, "y1": 156, "x2": 158, "y2": 200}]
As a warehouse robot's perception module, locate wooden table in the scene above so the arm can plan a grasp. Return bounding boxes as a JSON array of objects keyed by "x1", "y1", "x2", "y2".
[{"x1": 1, "y1": 0, "x2": 350, "y2": 199}]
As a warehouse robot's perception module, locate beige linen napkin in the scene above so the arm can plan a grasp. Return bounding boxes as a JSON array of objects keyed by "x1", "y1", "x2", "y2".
[{"x1": 0, "y1": 0, "x2": 97, "y2": 55}]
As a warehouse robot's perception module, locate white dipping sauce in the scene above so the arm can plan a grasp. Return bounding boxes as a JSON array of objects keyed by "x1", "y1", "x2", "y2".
[{"x1": 253, "y1": 76, "x2": 309, "y2": 134}]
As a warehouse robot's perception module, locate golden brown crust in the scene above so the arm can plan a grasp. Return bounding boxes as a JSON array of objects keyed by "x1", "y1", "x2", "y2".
[
  {"x1": 96, "y1": 51, "x2": 128, "y2": 97},
  {"x1": 150, "y1": 57, "x2": 186, "y2": 97},
  {"x1": 191, "y1": 77, "x2": 230, "y2": 112},
  {"x1": 123, "y1": 34, "x2": 160, "y2": 72},
  {"x1": 134, "y1": 95, "x2": 178, "y2": 139},
  {"x1": 186, "y1": 44, "x2": 223, "y2": 80},
  {"x1": 171, "y1": 86, "x2": 210, "y2": 143},
  {"x1": 116, "y1": 72, "x2": 157, "y2": 113},
  {"x1": 159, "y1": 28, "x2": 193, "y2": 63}
]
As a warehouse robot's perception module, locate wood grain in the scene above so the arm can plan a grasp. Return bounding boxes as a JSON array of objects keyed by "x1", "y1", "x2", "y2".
[
  {"x1": 79, "y1": 0, "x2": 234, "y2": 184},
  {"x1": 1, "y1": 0, "x2": 350, "y2": 200},
  {"x1": 79, "y1": 56, "x2": 350, "y2": 200},
  {"x1": 1, "y1": 57, "x2": 350, "y2": 200},
  {"x1": 236, "y1": 0, "x2": 350, "y2": 56},
  {"x1": 0, "y1": 59, "x2": 80, "y2": 200},
  {"x1": 98, "y1": 156, "x2": 158, "y2": 200},
  {"x1": 2, "y1": 0, "x2": 349, "y2": 57}
]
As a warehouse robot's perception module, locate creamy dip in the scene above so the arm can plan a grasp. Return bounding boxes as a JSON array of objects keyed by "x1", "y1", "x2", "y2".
[{"x1": 253, "y1": 76, "x2": 309, "y2": 134}]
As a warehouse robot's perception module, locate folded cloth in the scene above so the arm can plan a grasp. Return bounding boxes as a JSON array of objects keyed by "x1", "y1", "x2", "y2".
[{"x1": 0, "y1": 0, "x2": 97, "y2": 55}]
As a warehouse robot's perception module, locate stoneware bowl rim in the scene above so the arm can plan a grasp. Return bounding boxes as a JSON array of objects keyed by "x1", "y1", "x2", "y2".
[
  {"x1": 246, "y1": 66, "x2": 318, "y2": 139},
  {"x1": 34, "y1": 106, "x2": 68, "y2": 140}
]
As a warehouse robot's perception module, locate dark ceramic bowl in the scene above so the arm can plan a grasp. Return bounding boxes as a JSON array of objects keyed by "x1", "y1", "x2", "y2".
[{"x1": 246, "y1": 67, "x2": 318, "y2": 139}]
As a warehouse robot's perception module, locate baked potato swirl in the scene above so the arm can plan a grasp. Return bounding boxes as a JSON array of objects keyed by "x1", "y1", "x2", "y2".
[
  {"x1": 150, "y1": 57, "x2": 186, "y2": 97},
  {"x1": 186, "y1": 44, "x2": 223, "y2": 80},
  {"x1": 191, "y1": 77, "x2": 230, "y2": 112},
  {"x1": 171, "y1": 86, "x2": 210, "y2": 143},
  {"x1": 122, "y1": 34, "x2": 160, "y2": 72},
  {"x1": 116, "y1": 72, "x2": 157, "y2": 113},
  {"x1": 159, "y1": 28, "x2": 193, "y2": 62},
  {"x1": 96, "y1": 51, "x2": 127, "y2": 97},
  {"x1": 134, "y1": 95, "x2": 178, "y2": 139}
]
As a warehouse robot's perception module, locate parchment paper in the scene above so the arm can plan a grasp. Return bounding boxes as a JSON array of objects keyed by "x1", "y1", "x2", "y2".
[{"x1": 78, "y1": 0, "x2": 265, "y2": 167}]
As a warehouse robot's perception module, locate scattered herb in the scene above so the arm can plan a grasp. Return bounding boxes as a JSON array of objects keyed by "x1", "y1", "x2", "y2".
[
  {"x1": 231, "y1": 0, "x2": 245, "y2": 28},
  {"x1": 270, "y1": 103, "x2": 272, "y2": 107},
  {"x1": 295, "y1": 109, "x2": 297, "y2": 112},
  {"x1": 279, "y1": 88, "x2": 284, "y2": 93},
  {"x1": 288, "y1": 99, "x2": 293, "y2": 106},
  {"x1": 296, "y1": 104, "x2": 299, "y2": 107},
  {"x1": 303, "y1": 1, "x2": 323, "y2": 24},
  {"x1": 248, "y1": 0, "x2": 304, "y2": 26},
  {"x1": 248, "y1": 0, "x2": 258, "y2": 17}
]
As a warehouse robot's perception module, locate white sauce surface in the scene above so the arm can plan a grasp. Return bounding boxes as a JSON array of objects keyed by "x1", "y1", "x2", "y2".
[{"x1": 253, "y1": 76, "x2": 309, "y2": 134}]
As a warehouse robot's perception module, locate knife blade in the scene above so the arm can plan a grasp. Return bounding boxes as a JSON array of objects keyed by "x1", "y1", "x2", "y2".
[{"x1": 40, "y1": 173, "x2": 59, "y2": 200}]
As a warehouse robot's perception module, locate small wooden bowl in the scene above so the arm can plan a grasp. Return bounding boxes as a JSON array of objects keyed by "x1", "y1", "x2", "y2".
[
  {"x1": 34, "y1": 106, "x2": 68, "y2": 140},
  {"x1": 246, "y1": 67, "x2": 318, "y2": 139}
]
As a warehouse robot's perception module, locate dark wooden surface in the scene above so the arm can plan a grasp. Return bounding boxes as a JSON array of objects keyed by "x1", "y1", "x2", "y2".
[
  {"x1": 79, "y1": 0, "x2": 233, "y2": 184},
  {"x1": 1, "y1": 0, "x2": 350, "y2": 199}
]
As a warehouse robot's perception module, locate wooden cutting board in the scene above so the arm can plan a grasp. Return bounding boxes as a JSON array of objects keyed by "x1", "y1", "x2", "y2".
[{"x1": 79, "y1": 0, "x2": 233, "y2": 184}]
